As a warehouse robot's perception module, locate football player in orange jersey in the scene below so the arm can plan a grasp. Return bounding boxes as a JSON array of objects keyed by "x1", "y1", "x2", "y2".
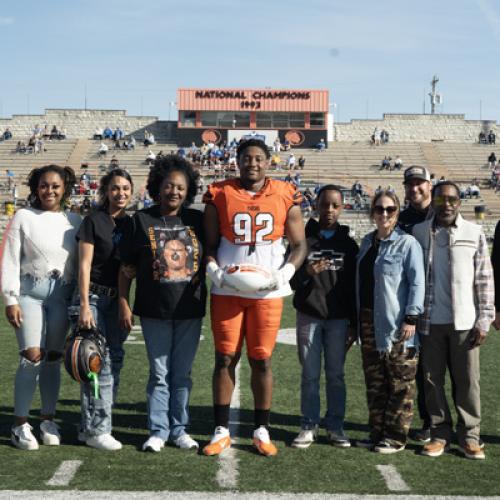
[{"x1": 202, "y1": 139, "x2": 307, "y2": 456}]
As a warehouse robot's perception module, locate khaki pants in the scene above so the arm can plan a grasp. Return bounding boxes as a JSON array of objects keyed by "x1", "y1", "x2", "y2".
[{"x1": 422, "y1": 324, "x2": 481, "y2": 446}]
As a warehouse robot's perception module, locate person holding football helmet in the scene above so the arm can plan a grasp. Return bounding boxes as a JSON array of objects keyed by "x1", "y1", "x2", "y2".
[{"x1": 69, "y1": 168, "x2": 133, "y2": 450}]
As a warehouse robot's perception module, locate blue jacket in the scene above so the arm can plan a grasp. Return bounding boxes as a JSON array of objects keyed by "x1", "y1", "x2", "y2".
[{"x1": 356, "y1": 226, "x2": 425, "y2": 352}]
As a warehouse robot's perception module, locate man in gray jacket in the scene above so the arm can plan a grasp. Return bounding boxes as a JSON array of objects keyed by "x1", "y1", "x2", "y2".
[{"x1": 412, "y1": 181, "x2": 494, "y2": 460}]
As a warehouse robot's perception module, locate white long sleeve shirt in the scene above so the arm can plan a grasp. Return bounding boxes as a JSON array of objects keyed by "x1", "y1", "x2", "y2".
[{"x1": 1, "y1": 207, "x2": 81, "y2": 306}]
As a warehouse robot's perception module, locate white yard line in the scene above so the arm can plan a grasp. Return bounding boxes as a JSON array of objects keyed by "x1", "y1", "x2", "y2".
[
  {"x1": 216, "y1": 362, "x2": 240, "y2": 489},
  {"x1": 45, "y1": 460, "x2": 82, "y2": 487},
  {"x1": 375, "y1": 465, "x2": 410, "y2": 492},
  {"x1": 0, "y1": 492, "x2": 496, "y2": 499}
]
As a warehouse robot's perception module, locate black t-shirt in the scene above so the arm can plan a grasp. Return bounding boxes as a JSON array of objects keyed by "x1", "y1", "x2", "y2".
[
  {"x1": 119, "y1": 205, "x2": 206, "y2": 320},
  {"x1": 359, "y1": 236, "x2": 379, "y2": 310},
  {"x1": 398, "y1": 204, "x2": 431, "y2": 234},
  {"x1": 77, "y1": 208, "x2": 129, "y2": 287}
]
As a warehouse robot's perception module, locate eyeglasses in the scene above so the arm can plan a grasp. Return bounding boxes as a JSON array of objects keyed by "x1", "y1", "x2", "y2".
[
  {"x1": 373, "y1": 205, "x2": 398, "y2": 215},
  {"x1": 433, "y1": 195, "x2": 460, "y2": 207}
]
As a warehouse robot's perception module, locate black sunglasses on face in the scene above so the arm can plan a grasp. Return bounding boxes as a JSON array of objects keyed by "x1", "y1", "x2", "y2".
[
  {"x1": 373, "y1": 205, "x2": 398, "y2": 215},
  {"x1": 433, "y1": 195, "x2": 460, "y2": 207}
]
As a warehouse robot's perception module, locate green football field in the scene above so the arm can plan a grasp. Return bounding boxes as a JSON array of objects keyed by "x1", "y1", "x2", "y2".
[{"x1": 0, "y1": 295, "x2": 499, "y2": 496}]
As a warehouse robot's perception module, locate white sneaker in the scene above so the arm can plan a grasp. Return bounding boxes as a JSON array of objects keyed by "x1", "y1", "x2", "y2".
[
  {"x1": 292, "y1": 427, "x2": 318, "y2": 449},
  {"x1": 86, "y1": 433, "x2": 123, "y2": 451},
  {"x1": 142, "y1": 435, "x2": 165, "y2": 452},
  {"x1": 174, "y1": 434, "x2": 199, "y2": 450},
  {"x1": 11, "y1": 423, "x2": 39, "y2": 451},
  {"x1": 40, "y1": 420, "x2": 61, "y2": 446}
]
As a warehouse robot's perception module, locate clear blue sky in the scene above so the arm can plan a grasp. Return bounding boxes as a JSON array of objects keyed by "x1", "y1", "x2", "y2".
[{"x1": 1, "y1": 0, "x2": 499, "y2": 122}]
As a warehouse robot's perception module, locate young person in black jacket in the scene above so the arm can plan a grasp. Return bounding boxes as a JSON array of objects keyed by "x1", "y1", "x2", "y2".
[{"x1": 291, "y1": 185, "x2": 358, "y2": 449}]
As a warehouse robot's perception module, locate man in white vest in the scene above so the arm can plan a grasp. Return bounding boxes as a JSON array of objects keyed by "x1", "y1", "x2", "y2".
[{"x1": 412, "y1": 181, "x2": 494, "y2": 460}]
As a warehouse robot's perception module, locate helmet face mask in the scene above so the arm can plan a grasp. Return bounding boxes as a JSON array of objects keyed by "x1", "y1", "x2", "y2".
[{"x1": 64, "y1": 326, "x2": 107, "y2": 384}]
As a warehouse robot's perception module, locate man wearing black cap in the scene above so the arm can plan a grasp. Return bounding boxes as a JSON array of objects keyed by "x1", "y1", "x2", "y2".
[{"x1": 398, "y1": 165, "x2": 432, "y2": 443}]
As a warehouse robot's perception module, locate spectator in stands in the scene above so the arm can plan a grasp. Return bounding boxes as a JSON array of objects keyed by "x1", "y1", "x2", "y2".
[
  {"x1": 430, "y1": 173, "x2": 437, "y2": 186},
  {"x1": 273, "y1": 138, "x2": 281, "y2": 153},
  {"x1": 114, "y1": 127, "x2": 124, "y2": 141},
  {"x1": 372, "y1": 127, "x2": 381, "y2": 146},
  {"x1": 3, "y1": 128, "x2": 12, "y2": 141},
  {"x1": 467, "y1": 183, "x2": 480, "y2": 198},
  {"x1": 478, "y1": 131, "x2": 487, "y2": 144},
  {"x1": 58, "y1": 128, "x2": 67, "y2": 140},
  {"x1": 50, "y1": 126, "x2": 59, "y2": 140},
  {"x1": 316, "y1": 138, "x2": 326, "y2": 152},
  {"x1": 98, "y1": 142, "x2": 109, "y2": 157},
  {"x1": 488, "y1": 130, "x2": 496, "y2": 145},
  {"x1": 144, "y1": 130, "x2": 155, "y2": 146},
  {"x1": 34, "y1": 138, "x2": 44, "y2": 155},
  {"x1": 283, "y1": 139, "x2": 291, "y2": 151},
  {"x1": 126, "y1": 135, "x2": 136, "y2": 150},
  {"x1": 488, "y1": 152, "x2": 496, "y2": 168},
  {"x1": 394, "y1": 156, "x2": 403, "y2": 170},
  {"x1": 398, "y1": 165, "x2": 432, "y2": 442},
  {"x1": 413, "y1": 181, "x2": 494, "y2": 460},
  {"x1": 177, "y1": 147, "x2": 187, "y2": 159},
  {"x1": 146, "y1": 149, "x2": 156, "y2": 165},
  {"x1": 42, "y1": 125, "x2": 50, "y2": 139},
  {"x1": 386, "y1": 184, "x2": 395, "y2": 193},
  {"x1": 94, "y1": 127, "x2": 103, "y2": 141},
  {"x1": 287, "y1": 153, "x2": 296, "y2": 170},
  {"x1": 108, "y1": 156, "x2": 119, "y2": 171},
  {"x1": 291, "y1": 185, "x2": 358, "y2": 450},
  {"x1": 33, "y1": 124, "x2": 43, "y2": 138},
  {"x1": 381, "y1": 130, "x2": 389, "y2": 144},
  {"x1": 1, "y1": 165, "x2": 80, "y2": 451},
  {"x1": 355, "y1": 190, "x2": 424, "y2": 453},
  {"x1": 298, "y1": 155, "x2": 306, "y2": 169},
  {"x1": 294, "y1": 172, "x2": 302, "y2": 187},
  {"x1": 439, "y1": 175, "x2": 446, "y2": 182},
  {"x1": 380, "y1": 156, "x2": 391, "y2": 170},
  {"x1": 15, "y1": 141, "x2": 27, "y2": 154},
  {"x1": 103, "y1": 127, "x2": 113, "y2": 140},
  {"x1": 375, "y1": 185, "x2": 383, "y2": 195},
  {"x1": 351, "y1": 181, "x2": 363, "y2": 197}
]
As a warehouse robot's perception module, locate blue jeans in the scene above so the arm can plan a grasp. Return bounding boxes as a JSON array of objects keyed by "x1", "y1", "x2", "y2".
[
  {"x1": 69, "y1": 292, "x2": 128, "y2": 436},
  {"x1": 296, "y1": 312, "x2": 348, "y2": 433},
  {"x1": 141, "y1": 317, "x2": 202, "y2": 441},
  {"x1": 14, "y1": 275, "x2": 74, "y2": 417}
]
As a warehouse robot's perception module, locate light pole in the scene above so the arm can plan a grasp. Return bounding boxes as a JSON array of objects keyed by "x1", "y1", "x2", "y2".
[{"x1": 168, "y1": 101, "x2": 176, "y2": 121}]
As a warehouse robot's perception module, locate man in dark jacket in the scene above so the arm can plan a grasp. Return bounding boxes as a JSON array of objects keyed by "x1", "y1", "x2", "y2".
[
  {"x1": 291, "y1": 185, "x2": 358, "y2": 449},
  {"x1": 398, "y1": 165, "x2": 433, "y2": 443}
]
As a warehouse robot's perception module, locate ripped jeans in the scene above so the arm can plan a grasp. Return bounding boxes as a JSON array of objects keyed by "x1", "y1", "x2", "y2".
[
  {"x1": 14, "y1": 275, "x2": 74, "y2": 417},
  {"x1": 69, "y1": 292, "x2": 129, "y2": 437}
]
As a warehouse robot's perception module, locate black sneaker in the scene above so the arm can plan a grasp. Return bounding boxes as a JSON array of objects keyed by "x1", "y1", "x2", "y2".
[{"x1": 412, "y1": 427, "x2": 431, "y2": 443}]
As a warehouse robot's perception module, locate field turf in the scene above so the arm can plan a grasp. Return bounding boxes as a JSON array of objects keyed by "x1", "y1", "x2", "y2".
[{"x1": 0, "y1": 295, "x2": 499, "y2": 495}]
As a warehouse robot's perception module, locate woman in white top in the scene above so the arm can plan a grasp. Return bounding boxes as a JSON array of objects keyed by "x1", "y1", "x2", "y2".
[{"x1": 1, "y1": 164, "x2": 81, "y2": 451}]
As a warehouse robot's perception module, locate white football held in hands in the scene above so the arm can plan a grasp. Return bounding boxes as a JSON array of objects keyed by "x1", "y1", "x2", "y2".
[{"x1": 223, "y1": 264, "x2": 273, "y2": 292}]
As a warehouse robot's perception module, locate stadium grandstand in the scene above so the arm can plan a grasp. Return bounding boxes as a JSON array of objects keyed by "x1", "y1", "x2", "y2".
[{"x1": 0, "y1": 96, "x2": 499, "y2": 240}]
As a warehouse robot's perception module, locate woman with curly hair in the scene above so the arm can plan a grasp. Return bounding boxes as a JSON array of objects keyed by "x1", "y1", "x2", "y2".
[
  {"x1": 70, "y1": 168, "x2": 133, "y2": 450},
  {"x1": 118, "y1": 155, "x2": 206, "y2": 452},
  {"x1": 1, "y1": 164, "x2": 81, "y2": 450}
]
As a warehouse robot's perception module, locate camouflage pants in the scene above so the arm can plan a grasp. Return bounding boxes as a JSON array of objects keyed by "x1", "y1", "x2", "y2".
[{"x1": 360, "y1": 309, "x2": 418, "y2": 446}]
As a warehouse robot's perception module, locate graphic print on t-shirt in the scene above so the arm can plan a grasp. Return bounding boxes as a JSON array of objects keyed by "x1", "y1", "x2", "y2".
[{"x1": 148, "y1": 224, "x2": 199, "y2": 283}]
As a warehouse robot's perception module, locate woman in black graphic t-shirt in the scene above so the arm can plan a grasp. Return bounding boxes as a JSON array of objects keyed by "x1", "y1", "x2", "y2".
[{"x1": 119, "y1": 155, "x2": 206, "y2": 453}]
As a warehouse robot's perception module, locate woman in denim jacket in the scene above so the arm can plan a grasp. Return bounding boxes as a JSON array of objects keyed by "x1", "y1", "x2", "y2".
[{"x1": 355, "y1": 190, "x2": 425, "y2": 454}]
